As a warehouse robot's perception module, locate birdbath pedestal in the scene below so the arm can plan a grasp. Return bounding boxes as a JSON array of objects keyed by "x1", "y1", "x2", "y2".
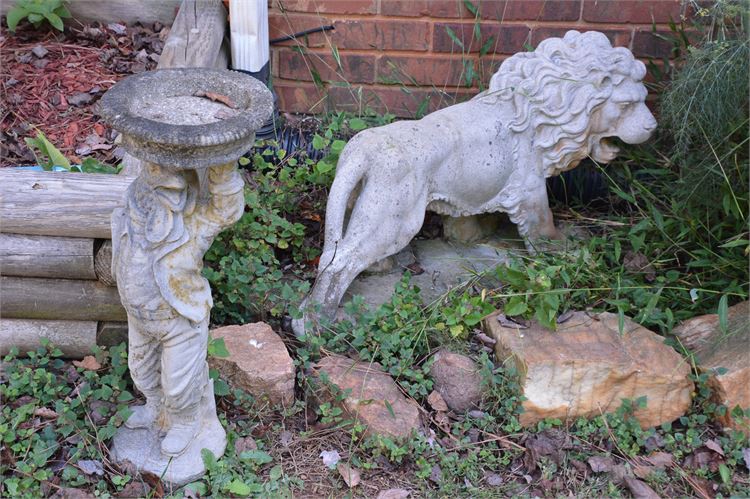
[{"x1": 99, "y1": 68, "x2": 272, "y2": 486}]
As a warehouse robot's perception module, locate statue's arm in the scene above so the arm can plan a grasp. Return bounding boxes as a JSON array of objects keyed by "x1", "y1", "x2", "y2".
[{"x1": 203, "y1": 163, "x2": 245, "y2": 229}]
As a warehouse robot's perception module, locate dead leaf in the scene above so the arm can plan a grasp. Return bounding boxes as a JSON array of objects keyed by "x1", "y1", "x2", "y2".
[
  {"x1": 234, "y1": 436, "x2": 258, "y2": 454},
  {"x1": 496, "y1": 313, "x2": 529, "y2": 329},
  {"x1": 195, "y1": 91, "x2": 236, "y2": 109},
  {"x1": 645, "y1": 451, "x2": 674, "y2": 469},
  {"x1": 474, "y1": 331, "x2": 496, "y2": 346},
  {"x1": 406, "y1": 262, "x2": 424, "y2": 275},
  {"x1": 73, "y1": 356, "x2": 101, "y2": 370},
  {"x1": 279, "y1": 430, "x2": 293, "y2": 447},
  {"x1": 588, "y1": 455, "x2": 615, "y2": 473},
  {"x1": 116, "y1": 481, "x2": 149, "y2": 498},
  {"x1": 633, "y1": 464, "x2": 656, "y2": 479},
  {"x1": 50, "y1": 487, "x2": 96, "y2": 499},
  {"x1": 429, "y1": 464, "x2": 442, "y2": 484},
  {"x1": 704, "y1": 439, "x2": 725, "y2": 456},
  {"x1": 337, "y1": 462, "x2": 361, "y2": 488},
  {"x1": 623, "y1": 476, "x2": 661, "y2": 499},
  {"x1": 623, "y1": 251, "x2": 656, "y2": 282},
  {"x1": 484, "y1": 471, "x2": 503, "y2": 486},
  {"x1": 34, "y1": 407, "x2": 58, "y2": 419},
  {"x1": 376, "y1": 489, "x2": 410, "y2": 499},
  {"x1": 427, "y1": 390, "x2": 449, "y2": 412},
  {"x1": 141, "y1": 470, "x2": 164, "y2": 498},
  {"x1": 556, "y1": 310, "x2": 575, "y2": 324}
]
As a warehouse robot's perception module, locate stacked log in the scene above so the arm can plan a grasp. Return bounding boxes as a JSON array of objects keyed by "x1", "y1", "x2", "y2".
[
  {"x1": 0, "y1": 170, "x2": 133, "y2": 357},
  {"x1": 1, "y1": 0, "x2": 231, "y2": 357}
]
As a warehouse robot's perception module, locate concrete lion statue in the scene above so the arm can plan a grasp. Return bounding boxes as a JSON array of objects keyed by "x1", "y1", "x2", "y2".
[{"x1": 293, "y1": 30, "x2": 657, "y2": 335}]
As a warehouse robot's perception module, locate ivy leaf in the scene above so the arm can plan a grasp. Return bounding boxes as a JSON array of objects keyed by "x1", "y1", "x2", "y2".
[
  {"x1": 349, "y1": 118, "x2": 367, "y2": 130},
  {"x1": 504, "y1": 296, "x2": 527, "y2": 317},
  {"x1": 240, "y1": 450, "x2": 273, "y2": 464},
  {"x1": 6, "y1": 6, "x2": 27, "y2": 32},
  {"x1": 44, "y1": 12, "x2": 64, "y2": 31}
]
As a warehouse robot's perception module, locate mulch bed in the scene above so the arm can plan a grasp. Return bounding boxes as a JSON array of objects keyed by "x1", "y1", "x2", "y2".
[{"x1": 1, "y1": 20, "x2": 166, "y2": 167}]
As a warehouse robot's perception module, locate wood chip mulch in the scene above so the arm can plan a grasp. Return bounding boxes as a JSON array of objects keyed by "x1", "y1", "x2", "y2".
[{"x1": 1, "y1": 21, "x2": 167, "y2": 167}]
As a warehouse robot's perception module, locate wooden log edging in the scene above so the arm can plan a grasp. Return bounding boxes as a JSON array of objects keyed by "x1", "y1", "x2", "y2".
[
  {"x1": 0, "y1": 233, "x2": 97, "y2": 280},
  {"x1": 0, "y1": 276, "x2": 127, "y2": 321},
  {"x1": 0, "y1": 319, "x2": 98, "y2": 357},
  {"x1": 0, "y1": 170, "x2": 134, "y2": 239}
]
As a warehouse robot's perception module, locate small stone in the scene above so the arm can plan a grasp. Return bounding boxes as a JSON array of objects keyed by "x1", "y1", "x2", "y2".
[
  {"x1": 430, "y1": 350, "x2": 484, "y2": 413},
  {"x1": 209, "y1": 323, "x2": 295, "y2": 407},
  {"x1": 31, "y1": 45, "x2": 49, "y2": 58},
  {"x1": 427, "y1": 390, "x2": 449, "y2": 412},
  {"x1": 68, "y1": 92, "x2": 94, "y2": 107},
  {"x1": 312, "y1": 355, "x2": 421, "y2": 439},
  {"x1": 484, "y1": 311, "x2": 693, "y2": 428}
]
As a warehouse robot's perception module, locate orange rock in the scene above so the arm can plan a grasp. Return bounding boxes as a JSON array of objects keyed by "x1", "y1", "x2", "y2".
[
  {"x1": 484, "y1": 311, "x2": 693, "y2": 429},
  {"x1": 208, "y1": 323, "x2": 295, "y2": 407},
  {"x1": 675, "y1": 301, "x2": 749, "y2": 435},
  {"x1": 312, "y1": 355, "x2": 422, "y2": 439}
]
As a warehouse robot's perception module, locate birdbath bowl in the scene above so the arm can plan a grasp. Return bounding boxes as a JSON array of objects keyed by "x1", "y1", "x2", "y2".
[
  {"x1": 99, "y1": 67, "x2": 273, "y2": 169},
  {"x1": 99, "y1": 68, "x2": 272, "y2": 486}
]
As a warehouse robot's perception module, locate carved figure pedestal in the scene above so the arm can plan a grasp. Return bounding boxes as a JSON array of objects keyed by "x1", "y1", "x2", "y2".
[{"x1": 99, "y1": 68, "x2": 272, "y2": 485}]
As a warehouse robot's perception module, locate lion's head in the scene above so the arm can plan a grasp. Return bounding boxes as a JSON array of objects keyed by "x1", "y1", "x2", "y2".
[{"x1": 485, "y1": 30, "x2": 657, "y2": 176}]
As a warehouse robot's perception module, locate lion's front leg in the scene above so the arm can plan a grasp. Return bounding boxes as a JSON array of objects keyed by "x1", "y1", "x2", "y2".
[{"x1": 508, "y1": 181, "x2": 563, "y2": 252}]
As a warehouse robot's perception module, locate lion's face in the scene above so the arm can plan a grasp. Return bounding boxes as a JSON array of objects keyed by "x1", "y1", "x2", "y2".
[{"x1": 590, "y1": 79, "x2": 657, "y2": 163}]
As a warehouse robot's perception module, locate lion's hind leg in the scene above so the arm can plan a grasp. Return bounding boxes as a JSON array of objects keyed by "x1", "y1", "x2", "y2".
[{"x1": 296, "y1": 177, "x2": 428, "y2": 334}]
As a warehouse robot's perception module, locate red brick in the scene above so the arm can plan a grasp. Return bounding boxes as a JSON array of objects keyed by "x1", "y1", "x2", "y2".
[
  {"x1": 378, "y1": 54, "x2": 477, "y2": 87},
  {"x1": 276, "y1": 0, "x2": 377, "y2": 14},
  {"x1": 481, "y1": 1, "x2": 581, "y2": 21},
  {"x1": 269, "y1": 12, "x2": 331, "y2": 48},
  {"x1": 531, "y1": 27, "x2": 632, "y2": 48},
  {"x1": 277, "y1": 49, "x2": 376, "y2": 83},
  {"x1": 274, "y1": 80, "x2": 329, "y2": 114},
  {"x1": 331, "y1": 19, "x2": 430, "y2": 51},
  {"x1": 433, "y1": 22, "x2": 530, "y2": 54},
  {"x1": 632, "y1": 29, "x2": 677, "y2": 58},
  {"x1": 381, "y1": 0, "x2": 580, "y2": 20},
  {"x1": 380, "y1": 0, "x2": 464, "y2": 18},
  {"x1": 583, "y1": 0, "x2": 682, "y2": 24},
  {"x1": 329, "y1": 84, "x2": 475, "y2": 117}
]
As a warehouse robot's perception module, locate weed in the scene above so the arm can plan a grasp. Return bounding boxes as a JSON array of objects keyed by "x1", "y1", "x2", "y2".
[{"x1": 6, "y1": 0, "x2": 70, "y2": 33}]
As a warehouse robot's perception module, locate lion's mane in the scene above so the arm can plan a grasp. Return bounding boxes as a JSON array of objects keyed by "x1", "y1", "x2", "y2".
[{"x1": 486, "y1": 30, "x2": 646, "y2": 176}]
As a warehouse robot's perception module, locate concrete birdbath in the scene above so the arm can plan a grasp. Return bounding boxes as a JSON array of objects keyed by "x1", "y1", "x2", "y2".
[{"x1": 98, "y1": 68, "x2": 272, "y2": 485}]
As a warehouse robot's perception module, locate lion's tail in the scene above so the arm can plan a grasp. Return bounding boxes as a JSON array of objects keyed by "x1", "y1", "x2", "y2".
[{"x1": 323, "y1": 145, "x2": 367, "y2": 250}]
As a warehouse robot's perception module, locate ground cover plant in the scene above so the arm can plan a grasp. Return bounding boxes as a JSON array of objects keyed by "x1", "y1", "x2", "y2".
[{"x1": 1, "y1": 0, "x2": 749, "y2": 497}]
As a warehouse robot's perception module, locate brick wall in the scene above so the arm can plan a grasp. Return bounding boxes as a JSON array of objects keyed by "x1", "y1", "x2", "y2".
[{"x1": 269, "y1": 0, "x2": 688, "y2": 117}]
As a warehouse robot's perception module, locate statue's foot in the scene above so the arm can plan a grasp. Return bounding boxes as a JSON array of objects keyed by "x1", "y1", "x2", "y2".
[
  {"x1": 161, "y1": 415, "x2": 200, "y2": 457},
  {"x1": 124, "y1": 399, "x2": 161, "y2": 429}
]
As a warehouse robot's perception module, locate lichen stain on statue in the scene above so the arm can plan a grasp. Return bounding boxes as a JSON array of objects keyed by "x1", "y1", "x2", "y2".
[
  {"x1": 98, "y1": 67, "x2": 274, "y2": 486},
  {"x1": 294, "y1": 31, "x2": 657, "y2": 336}
]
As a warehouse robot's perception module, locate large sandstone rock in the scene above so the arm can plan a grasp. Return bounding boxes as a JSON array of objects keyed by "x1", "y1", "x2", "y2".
[
  {"x1": 483, "y1": 311, "x2": 693, "y2": 428},
  {"x1": 209, "y1": 323, "x2": 295, "y2": 407},
  {"x1": 673, "y1": 301, "x2": 749, "y2": 434},
  {"x1": 312, "y1": 355, "x2": 422, "y2": 439},
  {"x1": 671, "y1": 300, "x2": 749, "y2": 352},
  {"x1": 430, "y1": 350, "x2": 484, "y2": 413}
]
